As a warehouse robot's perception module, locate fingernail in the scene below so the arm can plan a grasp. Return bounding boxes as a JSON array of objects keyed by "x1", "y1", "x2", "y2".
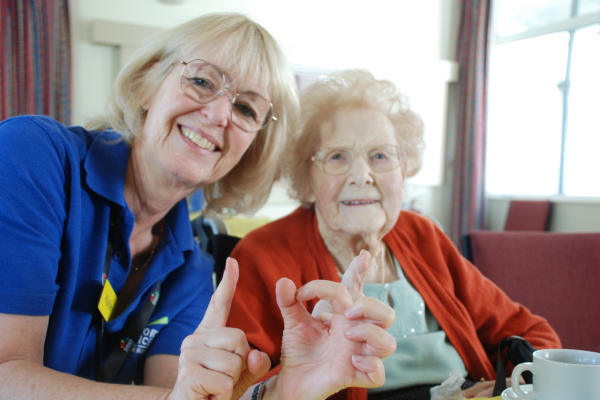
[
  {"x1": 345, "y1": 307, "x2": 355, "y2": 318},
  {"x1": 296, "y1": 289, "x2": 304, "y2": 299},
  {"x1": 345, "y1": 328, "x2": 353, "y2": 337},
  {"x1": 352, "y1": 354, "x2": 364, "y2": 363},
  {"x1": 359, "y1": 249, "x2": 366, "y2": 255}
]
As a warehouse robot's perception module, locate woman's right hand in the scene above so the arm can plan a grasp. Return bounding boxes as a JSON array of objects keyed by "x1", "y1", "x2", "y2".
[{"x1": 169, "y1": 258, "x2": 271, "y2": 400}]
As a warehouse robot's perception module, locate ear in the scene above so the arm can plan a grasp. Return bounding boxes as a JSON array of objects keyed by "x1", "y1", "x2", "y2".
[
  {"x1": 305, "y1": 172, "x2": 318, "y2": 203},
  {"x1": 401, "y1": 156, "x2": 409, "y2": 177},
  {"x1": 306, "y1": 192, "x2": 317, "y2": 203}
]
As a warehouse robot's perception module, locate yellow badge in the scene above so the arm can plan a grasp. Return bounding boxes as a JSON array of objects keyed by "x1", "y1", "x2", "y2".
[{"x1": 98, "y1": 279, "x2": 118, "y2": 321}]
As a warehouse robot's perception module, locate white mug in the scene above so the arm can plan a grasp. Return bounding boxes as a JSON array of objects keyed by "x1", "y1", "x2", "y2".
[{"x1": 511, "y1": 349, "x2": 600, "y2": 400}]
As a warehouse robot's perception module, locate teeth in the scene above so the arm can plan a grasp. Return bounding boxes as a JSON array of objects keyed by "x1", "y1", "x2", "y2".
[
  {"x1": 343, "y1": 200, "x2": 376, "y2": 205},
  {"x1": 181, "y1": 127, "x2": 216, "y2": 151}
]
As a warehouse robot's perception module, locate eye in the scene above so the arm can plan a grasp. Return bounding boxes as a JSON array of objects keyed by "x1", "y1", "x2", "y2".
[
  {"x1": 373, "y1": 152, "x2": 388, "y2": 161},
  {"x1": 369, "y1": 147, "x2": 395, "y2": 163},
  {"x1": 234, "y1": 102, "x2": 257, "y2": 119},
  {"x1": 190, "y1": 77, "x2": 215, "y2": 90},
  {"x1": 326, "y1": 150, "x2": 350, "y2": 162}
]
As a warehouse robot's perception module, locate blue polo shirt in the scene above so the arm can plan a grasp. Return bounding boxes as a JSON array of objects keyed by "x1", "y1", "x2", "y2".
[{"x1": 0, "y1": 115, "x2": 214, "y2": 383}]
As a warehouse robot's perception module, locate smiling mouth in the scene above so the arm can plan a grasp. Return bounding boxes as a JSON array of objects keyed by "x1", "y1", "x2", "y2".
[
  {"x1": 180, "y1": 126, "x2": 218, "y2": 152},
  {"x1": 342, "y1": 200, "x2": 378, "y2": 205}
]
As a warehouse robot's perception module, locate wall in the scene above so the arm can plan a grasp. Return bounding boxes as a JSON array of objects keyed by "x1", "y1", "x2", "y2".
[{"x1": 69, "y1": 0, "x2": 462, "y2": 225}]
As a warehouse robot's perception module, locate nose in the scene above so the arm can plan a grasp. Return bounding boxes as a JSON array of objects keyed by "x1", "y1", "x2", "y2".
[
  {"x1": 200, "y1": 92, "x2": 232, "y2": 128},
  {"x1": 347, "y1": 155, "x2": 374, "y2": 187}
]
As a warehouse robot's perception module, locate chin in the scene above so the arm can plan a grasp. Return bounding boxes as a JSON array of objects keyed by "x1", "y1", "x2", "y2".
[
  {"x1": 343, "y1": 219, "x2": 386, "y2": 236},
  {"x1": 167, "y1": 162, "x2": 212, "y2": 186}
]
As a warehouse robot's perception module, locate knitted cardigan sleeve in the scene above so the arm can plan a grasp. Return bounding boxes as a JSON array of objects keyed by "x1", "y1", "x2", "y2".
[{"x1": 388, "y1": 212, "x2": 561, "y2": 380}]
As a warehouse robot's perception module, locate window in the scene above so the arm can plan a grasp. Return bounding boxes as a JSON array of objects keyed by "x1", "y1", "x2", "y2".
[{"x1": 486, "y1": 0, "x2": 600, "y2": 197}]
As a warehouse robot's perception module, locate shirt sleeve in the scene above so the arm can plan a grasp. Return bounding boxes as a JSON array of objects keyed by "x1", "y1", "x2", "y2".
[{"x1": 0, "y1": 117, "x2": 67, "y2": 315}]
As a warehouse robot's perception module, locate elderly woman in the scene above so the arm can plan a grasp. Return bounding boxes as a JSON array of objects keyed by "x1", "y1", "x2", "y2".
[
  {"x1": 0, "y1": 15, "x2": 395, "y2": 400},
  {"x1": 227, "y1": 69, "x2": 561, "y2": 399}
]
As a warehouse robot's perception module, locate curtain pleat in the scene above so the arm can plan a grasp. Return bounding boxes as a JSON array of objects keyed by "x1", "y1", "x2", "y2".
[
  {"x1": 450, "y1": 0, "x2": 491, "y2": 247},
  {"x1": 0, "y1": 0, "x2": 71, "y2": 124}
]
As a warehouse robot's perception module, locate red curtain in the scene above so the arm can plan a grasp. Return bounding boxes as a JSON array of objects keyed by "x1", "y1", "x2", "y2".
[
  {"x1": 450, "y1": 0, "x2": 492, "y2": 246},
  {"x1": 0, "y1": 0, "x2": 71, "y2": 124}
]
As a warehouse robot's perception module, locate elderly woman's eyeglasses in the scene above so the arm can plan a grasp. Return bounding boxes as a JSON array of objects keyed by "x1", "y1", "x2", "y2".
[
  {"x1": 312, "y1": 145, "x2": 405, "y2": 175},
  {"x1": 179, "y1": 59, "x2": 276, "y2": 133}
]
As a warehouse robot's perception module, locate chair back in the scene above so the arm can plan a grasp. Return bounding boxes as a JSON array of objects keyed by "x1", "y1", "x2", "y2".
[
  {"x1": 504, "y1": 200, "x2": 552, "y2": 231},
  {"x1": 192, "y1": 215, "x2": 241, "y2": 287},
  {"x1": 468, "y1": 231, "x2": 600, "y2": 353}
]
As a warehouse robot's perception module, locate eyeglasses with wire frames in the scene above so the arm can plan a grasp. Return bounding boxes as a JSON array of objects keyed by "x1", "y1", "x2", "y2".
[
  {"x1": 178, "y1": 59, "x2": 276, "y2": 133},
  {"x1": 311, "y1": 145, "x2": 406, "y2": 175}
]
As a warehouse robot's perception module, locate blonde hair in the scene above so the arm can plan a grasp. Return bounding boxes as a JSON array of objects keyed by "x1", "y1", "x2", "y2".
[
  {"x1": 86, "y1": 13, "x2": 299, "y2": 215},
  {"x1": 286, "y1": 69, "x2": 425, "y2": 207}
]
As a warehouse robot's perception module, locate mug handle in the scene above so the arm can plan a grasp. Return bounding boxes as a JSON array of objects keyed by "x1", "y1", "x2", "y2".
[{"x1": 511, "y1": 362, "x2": 537, "y2": 399}]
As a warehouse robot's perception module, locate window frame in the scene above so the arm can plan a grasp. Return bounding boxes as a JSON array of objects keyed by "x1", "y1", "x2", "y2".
[{"x1": 489, "y1": 0, "x2": 600, "y2": 198}]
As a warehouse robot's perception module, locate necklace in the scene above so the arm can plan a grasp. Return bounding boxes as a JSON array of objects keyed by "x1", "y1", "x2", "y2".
[{"x1": 135, "y1": 221, "x2": 164, "y2": 271}]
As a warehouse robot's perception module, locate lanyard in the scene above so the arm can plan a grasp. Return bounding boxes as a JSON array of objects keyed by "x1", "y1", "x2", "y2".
[{"x1": 95, "y1": 211, "x2": 161, "y2": 383}]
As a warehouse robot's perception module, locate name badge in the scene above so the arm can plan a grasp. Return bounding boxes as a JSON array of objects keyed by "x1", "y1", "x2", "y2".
[{"x1": 98, "y1": 279, "x2": 118, "y2": 321}]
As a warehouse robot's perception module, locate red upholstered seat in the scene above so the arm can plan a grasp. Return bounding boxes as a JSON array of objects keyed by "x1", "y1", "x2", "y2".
[
  {"x1": 468, "y1": 231, "x2": 600, "y2": 353},
  {"x1": 504, "y1": 200, "x2": 552, "y2": 231}
]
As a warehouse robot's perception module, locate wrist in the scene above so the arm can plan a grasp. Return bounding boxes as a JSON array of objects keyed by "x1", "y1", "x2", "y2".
[
  {"x1": 162, "y1": 389, "x2": 174, "y2": 400},
  {"x1": 261, "y1": 375, "x2": 280, "y2": 400}
]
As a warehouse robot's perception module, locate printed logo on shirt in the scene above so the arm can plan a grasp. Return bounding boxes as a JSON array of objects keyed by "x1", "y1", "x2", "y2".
[
  {"x1": 120, "y1": 337, "x2": 135, "y2": 352},
  {"x1": 134, "y1": 316, "x2": 169, "y2": 354},
  {"x1": 150, "y1": 290, "x2": 159, "y2": 305}
]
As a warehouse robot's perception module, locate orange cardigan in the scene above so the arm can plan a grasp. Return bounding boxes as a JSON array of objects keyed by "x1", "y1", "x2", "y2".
[{"x1": 228, "y1": 208, "x2": 560, "y2": 400}]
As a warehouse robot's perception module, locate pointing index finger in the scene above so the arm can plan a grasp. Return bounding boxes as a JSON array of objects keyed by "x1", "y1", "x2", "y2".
[
  {"x1": 341, "y1": 250, "x2": 370, "y2": 293},
  {"x1": 197, "y1": 257, "x2": 239, "y2": 330}
]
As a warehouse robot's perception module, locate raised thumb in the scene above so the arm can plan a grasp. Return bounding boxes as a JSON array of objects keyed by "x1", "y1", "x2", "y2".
[{"x1": 275, "y1": 278, "x2": 310, "y2": 328}]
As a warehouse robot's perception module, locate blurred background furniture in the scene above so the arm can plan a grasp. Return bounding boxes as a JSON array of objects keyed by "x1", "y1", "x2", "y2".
[
  {"x1": 192, "y1": 215, "x2": 240, "y2": 287},
  {"x1": 465, "y1": 231, "x2": 600, "y2": 353},
  {"x1": 504, "y1": 200, "x2": 553, "y2": 231},
  {"x1": 223, "y1": 216, "x2": 271, "y2": 238}
]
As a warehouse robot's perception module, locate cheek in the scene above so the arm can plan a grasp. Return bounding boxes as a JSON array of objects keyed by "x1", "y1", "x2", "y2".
[
  {"x1": 212, "y1": 132, "x2": 257, "y2": 178},
  {"x1": 145, "y1": 101, "x2": 190, "y2": 141},
  {"x1": 380, "y1": 175, "x2": 404, "y2": 215},
  {"x1": 225, "y1": 133, "x2": 256, "y2": 164},
  {"x1": 236, "y1": 134, "x2": 256, "y2": 157},
  {"x1": 313, "y1": 177, "x2": 344, "y2": 215}
]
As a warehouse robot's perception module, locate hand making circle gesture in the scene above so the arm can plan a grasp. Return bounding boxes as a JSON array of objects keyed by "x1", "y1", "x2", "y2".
[{"x1": 274, "y1": 250, "x2": 397, "y2": 400}]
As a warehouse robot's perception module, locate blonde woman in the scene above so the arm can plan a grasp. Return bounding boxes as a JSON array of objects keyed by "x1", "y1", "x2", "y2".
[{"x1": 0, "y1": 15, "x2": 395, "y2": 400}]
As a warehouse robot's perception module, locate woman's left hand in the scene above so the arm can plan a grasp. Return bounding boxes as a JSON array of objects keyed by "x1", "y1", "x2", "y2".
[{"x1": 272, "y1": 251, "x2": 396, "y2": 400}]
